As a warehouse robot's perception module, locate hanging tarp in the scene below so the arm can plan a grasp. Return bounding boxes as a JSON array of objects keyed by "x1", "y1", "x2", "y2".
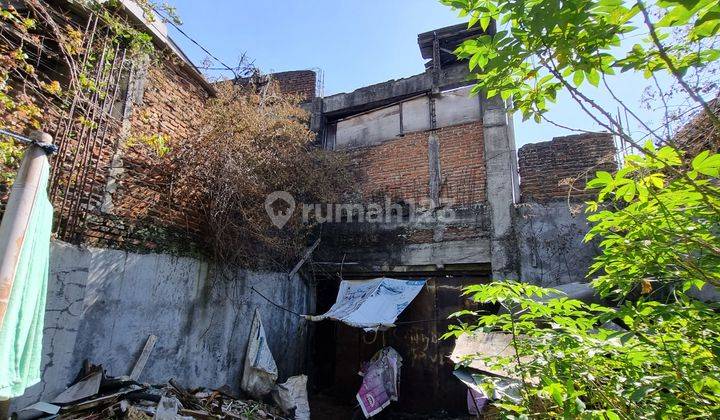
[
  {"x1": 305, "y1": 278, "x2": 425, "y2": 331},
  {"x1": 241, "y1": 309, "x2": 278, "y2": 398},
  {"x1": 0, "y1": 144, "x2": 53, "y2": 400}
]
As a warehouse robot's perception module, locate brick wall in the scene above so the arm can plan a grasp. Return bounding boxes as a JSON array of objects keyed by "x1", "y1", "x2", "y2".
[
  {"x1": 518, "y1": 132, "x2": 617, "y2": 202},
  {"x1": 269, "y1": 70, "x2": 316, "y2": 102},
  {"x1": 82, "y1": 54, "x2": 211, "y2": 250},
  {"x1": 58, "y1": 63, "x2": 315, "y2": 250},
  {"x1": 675, "y1": 97, "x2": 719, "y2": 156},
  {"x1": 351, "y1": 120, "x2": 486, "y2": 206},
  {"x1": 352, "y1": 129, "x2": 430, "y2": 203},
  {"x1": 438, "y1": 122, "x2": 486, "y2": 205}
]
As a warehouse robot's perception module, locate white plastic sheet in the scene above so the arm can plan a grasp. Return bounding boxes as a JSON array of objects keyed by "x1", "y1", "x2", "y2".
[
  {"x1": 306, "y1": 278, "x2": 425, "y2": 331},
  {"x1": 241, "y1": 309, "x2": 278, "y2": 398}
]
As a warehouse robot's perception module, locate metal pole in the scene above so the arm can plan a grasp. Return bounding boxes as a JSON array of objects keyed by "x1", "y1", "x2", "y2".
[{"x1": 0, "y1": 131, "x2": 53, "y2": 331}]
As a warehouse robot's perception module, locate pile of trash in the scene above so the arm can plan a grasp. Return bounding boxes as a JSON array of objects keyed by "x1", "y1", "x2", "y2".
[
  {"x1": 14, "y1": 362, "x2": 292, "y2": 419},
  {"x1": 14, "y1": 309, "x2": 311, "y2": 420}
]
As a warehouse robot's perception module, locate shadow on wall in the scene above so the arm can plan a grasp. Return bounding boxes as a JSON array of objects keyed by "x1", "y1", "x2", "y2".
[{"x1": 11, "y1": 241, "x2": 312, "y2": 410}]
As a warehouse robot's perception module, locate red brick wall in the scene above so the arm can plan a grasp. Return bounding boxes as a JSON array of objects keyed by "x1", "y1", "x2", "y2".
[
  {"x1": 675, "y1": 97, "x2": 719, "y2": 156},
  {"x1": 351, "y1": 120, "x2": 486, "y2": 206},
  {"x1": 270, "y1": 70, "x2": 316, "y2": 102},
  {"x1": 518, "y1": 132, "x2": 617, "y2": 202},
  {"x1": 438, "y1": 122, "x2": 486, "y2": 205},
  {"x1": 352, "y1": 129, "x2": 430, "y2": 203},
  {"x1": 83, "y1": 55, "x2": 210, "y2": 250}
]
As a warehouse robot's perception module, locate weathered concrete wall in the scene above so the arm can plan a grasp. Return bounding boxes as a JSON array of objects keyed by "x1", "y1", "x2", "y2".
[
  {"x1": 515, "y1": 202, "x2": 599, "y2": 286},
  {"x1": 481, "y1": 94, "x2": 520, "y2": 280},
  {"x1": 321, "y1": 63, "x2": 472, "y2": 118},
  {"x1": 13, "y1": 241, "x2": 312, "y2": 409},
  {"x1": 331, "y1": 86, "x2": 481, "y2": 149},
  {"x1": 315, "y1": 205, "x2": 492, "y2": 274},
  {"x1": 514, "y1": 132, "x2": 619, "y2": 286}
]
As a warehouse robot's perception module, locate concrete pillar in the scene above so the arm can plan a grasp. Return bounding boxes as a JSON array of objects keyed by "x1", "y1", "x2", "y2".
[
  {"x1": 480, "y1": 93, "x2": 520, "y2": 280},
  {"x1": 101, "y1": 54, "x2": 149, "y2": 214}
]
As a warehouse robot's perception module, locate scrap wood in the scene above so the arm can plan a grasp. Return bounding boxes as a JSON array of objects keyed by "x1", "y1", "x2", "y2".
[
  {"x1": 58, "y1": 386, "x2": 144, "y2": 415},
  {"x1": 53, "y1": 370, "x2": 103, "y2": 404},
  {"x1": 129, "y1": 335, "x2": 157, "y2": 381},
  {"x1": 125, "y1": 391, "x2": 161, "y2": 404},
  {"x1": 288, "y1": 237, "x2": 320, "y2": 279},
  {"x1": 125, "y1": 404, "x2": 153, "y2": 420},
  {"x1": 169, "y1": 378, "x2": 206, "y2": 411},
  {"x1": 213, "y1": 384, "x2": 240, "y2": 400},
  {"x1": 24, "y1": 359, "x2": 291, "y2": 420},
  {"x1": 179, "y1": 408, "x2": 221, "y2": 419}
]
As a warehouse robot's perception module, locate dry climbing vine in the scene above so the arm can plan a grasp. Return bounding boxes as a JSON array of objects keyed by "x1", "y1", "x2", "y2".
[
  {"x1": 0, "y1": 0, "x2": 174, "y2": 197},
  {"x1": 173, "y1": 78, "x2": 352, "y2": 270}
]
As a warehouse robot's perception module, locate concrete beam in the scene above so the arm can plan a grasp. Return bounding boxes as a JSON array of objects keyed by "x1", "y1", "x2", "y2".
[
  {"x1": 336, "y1": 239, "x2": 493, "y2": 274},
  {"x1": 321, "y1": 63, "x2": 471, "y2": 119}
]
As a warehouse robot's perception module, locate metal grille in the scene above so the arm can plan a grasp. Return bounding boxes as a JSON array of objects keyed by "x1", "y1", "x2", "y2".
[{"x1": 48, "y1": 14, "x2": 132, "y2": 242}]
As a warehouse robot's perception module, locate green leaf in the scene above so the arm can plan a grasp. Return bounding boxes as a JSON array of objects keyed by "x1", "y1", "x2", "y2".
[
  {"x1": 691, "y1": 151, "x2": 720, "y2": 176},
  {"x1": 630, "y1": 385, "x2": 655, "y2": 402},
  {"x1": 587, "y1": 69, "x2": 600, "y2": 87},
  {"x1": 572, "y1": 70, "x2": 584, "y2": 87},
  {"x1": 480, "y1": 15, "x2": 491, "y2": 31}
]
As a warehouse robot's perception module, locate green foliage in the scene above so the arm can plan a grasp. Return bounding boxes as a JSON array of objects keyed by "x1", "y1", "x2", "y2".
[
  {"x1": 442, "y1": 0, "x2": 720, "y2": 415},
  {"x1": 585, "y1": 143, "x2": 720, "y2": 298},
  {"x1": 448, "y1": 147, "x2": 720, "y2": 418},
  {"x1": 0, "y1": 136, "x2": 24, "y2": 187},
  {"x1": 441, "y1": 0, "x2": 720, "y2": 122},
  {"x1": 126, "y1": 133, "x2": 171, "y2": 157}
]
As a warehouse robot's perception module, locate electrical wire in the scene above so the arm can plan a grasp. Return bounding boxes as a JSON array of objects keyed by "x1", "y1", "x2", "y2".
[
  {"x1": 150, "y1": 6, "x2": 238, "y2": 75},
  {"x1": 250, "y1": 286, "x2": 303, "y2": 317}
]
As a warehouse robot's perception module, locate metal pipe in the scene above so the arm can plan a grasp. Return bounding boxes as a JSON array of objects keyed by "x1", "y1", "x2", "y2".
[{"x1": 0, "y1": 131, "x2": 53, "y2": 330}]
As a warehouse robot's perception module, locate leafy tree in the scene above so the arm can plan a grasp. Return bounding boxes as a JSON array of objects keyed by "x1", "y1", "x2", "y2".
[
  {"x1": 441, "y1": 0, "x2": 720, "y2": 417},
  {"x1": 447, "y1": 146, "x2": 720, "y2": 418}
]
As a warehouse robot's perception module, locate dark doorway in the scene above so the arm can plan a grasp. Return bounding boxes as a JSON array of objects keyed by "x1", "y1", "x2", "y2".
[{"x1": 309, "y1": 268, "x2": 491, "y2": 418}]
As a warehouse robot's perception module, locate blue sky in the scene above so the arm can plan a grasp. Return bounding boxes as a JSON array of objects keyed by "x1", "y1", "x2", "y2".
[{"x1": 166, "y1": 0, "x2": 668, "y2": 147}]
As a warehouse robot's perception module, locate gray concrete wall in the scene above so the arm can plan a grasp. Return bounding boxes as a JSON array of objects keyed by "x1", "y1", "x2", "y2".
[
  {"x1": 481, "y1": 94, "x2": 520, "y2": 280},
  {"x1": 315, "y1": 206, "x2": 492, "y2": 274},
  {"x1": 332, "y1": 86, "x2": 481, "y2": 150},
  {"x1": 515, "y1": 202, "x2": 599, "y2": 286},
  {"x1": 13, "y1": 241, "x2": 312, "y2": 408}
]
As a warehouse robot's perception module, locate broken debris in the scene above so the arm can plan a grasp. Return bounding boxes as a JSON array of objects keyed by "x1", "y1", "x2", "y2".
[{"x1": 16, "y1": 362, "x2": 290, "y2": 419}]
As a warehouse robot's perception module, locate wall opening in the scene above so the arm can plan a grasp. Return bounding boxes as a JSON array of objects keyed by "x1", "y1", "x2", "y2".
[{"x1": 309, "y1": 266, "x2": 491, "y2": 418}]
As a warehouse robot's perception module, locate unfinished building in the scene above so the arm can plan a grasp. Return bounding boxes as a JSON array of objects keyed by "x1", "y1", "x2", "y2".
[
  {"x1": 301, "y1": 23, "x2": 617, "y2": 413},
  {"x1": 2, "y1": 3, "x2": 618, "y2": 417}
]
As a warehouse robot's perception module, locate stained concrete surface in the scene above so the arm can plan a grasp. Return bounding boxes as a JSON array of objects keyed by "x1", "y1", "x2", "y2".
[
  {"x1": 12, "y1": 241, "x2": 312, "y2": 410},
  {"x1": 515, "y1": 201, "x2": 599, "y2": 286}
]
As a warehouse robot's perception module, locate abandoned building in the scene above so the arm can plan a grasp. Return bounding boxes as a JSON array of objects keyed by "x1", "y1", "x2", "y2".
[{"x1": 1, "y1": 2, "x2": 620, "y2": 418}]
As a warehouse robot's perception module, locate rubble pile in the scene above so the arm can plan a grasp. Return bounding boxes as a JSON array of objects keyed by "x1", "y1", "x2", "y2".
[{"x1": 15, "y1": 363, "x2": 288, "y2": 420}]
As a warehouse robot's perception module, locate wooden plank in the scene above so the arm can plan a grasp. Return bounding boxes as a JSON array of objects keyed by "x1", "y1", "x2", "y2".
[
  {"x1": 52, "y1": 371, "x2": 102, "y2": 404},
  {"x1": 129, "y1": 334, "x2": 157, "y2": 381},
  {"x1": 288, "y1": 238, "x2": 321, "y2": 279}
]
